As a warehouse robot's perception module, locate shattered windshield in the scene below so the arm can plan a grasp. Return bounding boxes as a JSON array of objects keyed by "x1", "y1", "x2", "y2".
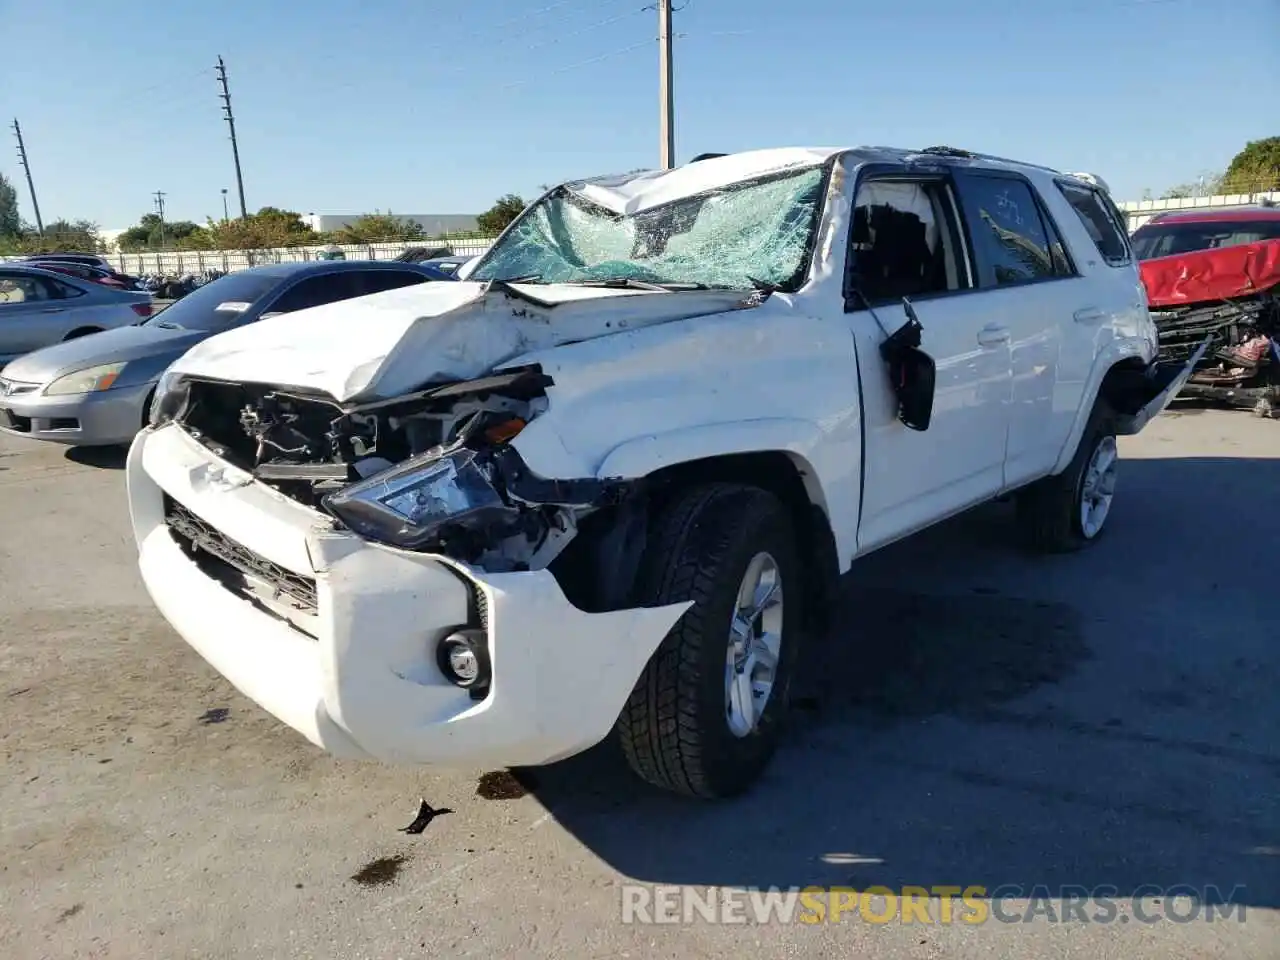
[{"x1": 469, "y1": 165, "x2": 827, "y2": 290}]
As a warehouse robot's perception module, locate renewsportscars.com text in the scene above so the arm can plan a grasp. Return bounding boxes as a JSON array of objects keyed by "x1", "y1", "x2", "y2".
[{"x1": 620, "y1": 884, "x2": 1248, "y2": 925}]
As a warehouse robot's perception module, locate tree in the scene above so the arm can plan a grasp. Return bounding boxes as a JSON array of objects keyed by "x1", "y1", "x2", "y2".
[
  {"x1": 1222, "y1": 137, "x2": 1280, "y2": 194},
  {"x1": 117, "y1": 213, "x2": 208, "y2": 252},
  {"x1": 332, "y1": 211, "x2": 425, "y2": 243},
  {"x1": 1160, "y1": 171, "x2": 1224, "y2": 200},
  {"x1": 202, "y1": 206, "x2": 319, "y2": 249},
  {"x1": 0, "y1": 172, "x2": 20, "y2": 238},
  {"x1": 23, "y1": 219, "x2": 101, "y2": 254},
  {"x1": 477, "y1": 194, "x2": 526, "y2": 235}
]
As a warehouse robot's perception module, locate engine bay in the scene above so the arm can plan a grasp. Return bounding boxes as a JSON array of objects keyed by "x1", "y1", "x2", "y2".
[{"x1": 168, "y1": 367, "x2": 635, "y2": 571}]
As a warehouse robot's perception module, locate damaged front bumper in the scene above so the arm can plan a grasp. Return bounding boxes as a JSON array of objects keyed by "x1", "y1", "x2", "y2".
[
  {"x1": 1114, "y1": 336, "x2": 1211, "y2": 434},
  {"x1": 127, "y1": 422, "x2": 690, "y2": 768}
]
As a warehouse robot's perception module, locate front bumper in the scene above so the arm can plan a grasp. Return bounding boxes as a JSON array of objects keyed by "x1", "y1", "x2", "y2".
[
  {"x1": 127, "y1": 423, "x2": 689, "y2": 768},
  {"x1": 0, "y1": 380, "x2": 152, "y2": 445}
]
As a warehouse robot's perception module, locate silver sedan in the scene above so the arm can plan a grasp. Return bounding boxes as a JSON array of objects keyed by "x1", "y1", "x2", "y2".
[{"x1": 0, "y1": 263, "x2": 153, "y2": 365}]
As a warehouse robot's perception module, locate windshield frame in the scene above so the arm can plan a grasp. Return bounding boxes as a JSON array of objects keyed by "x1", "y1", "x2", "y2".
[{"x1": 467, "y1": 159, "x2": 835, "y2": 293}]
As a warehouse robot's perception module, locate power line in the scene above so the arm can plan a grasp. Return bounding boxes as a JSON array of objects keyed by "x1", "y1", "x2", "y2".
[
  {"x1": 10, "y1": 118, "x2": 43, "y2": 235},
  {"x1": 216, "y1": 56, "x2": 248, "y2": 219}
]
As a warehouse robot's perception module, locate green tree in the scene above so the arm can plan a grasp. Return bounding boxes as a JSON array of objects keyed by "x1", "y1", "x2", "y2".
[
  {"x1": 0, "y1": 172, "x2": 20, "y2": 238},
  {"x1": 22, "y1": 219, "x2": 101, "y2": 254},
  {"x1": 1222, "y1": 137, "x2": 1280, "y2": 194},
  {"x1": 333, "y1": 211, "x2": 425, "y2": 243},
  {"x1": 117, "y1": 213, "x2": 208, "y2": 252},
  {"x1": 203, "y1": 206, "x2": 319, "y2": 249},
  {"x1": 476, "y1": 194, "x2": 526, "y2": 235}
]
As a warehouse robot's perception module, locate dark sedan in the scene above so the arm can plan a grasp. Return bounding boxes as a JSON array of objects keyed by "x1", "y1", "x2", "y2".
[{"x1": 0, "y1": 259, "x2": 455, "y2": 447}]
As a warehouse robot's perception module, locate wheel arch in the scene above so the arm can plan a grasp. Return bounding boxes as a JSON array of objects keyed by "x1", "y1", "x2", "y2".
[
  {"x1": 553, "y1": 422, "x2": 841, "y2": 637},
  {"x1": 1052, "y1": 348, "x2": 1150, "y2": 475}
]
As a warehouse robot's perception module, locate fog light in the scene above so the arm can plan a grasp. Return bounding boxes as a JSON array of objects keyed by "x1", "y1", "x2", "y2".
[{"x1": 436, "y1": 629, "x2": 490, "y2": 689}]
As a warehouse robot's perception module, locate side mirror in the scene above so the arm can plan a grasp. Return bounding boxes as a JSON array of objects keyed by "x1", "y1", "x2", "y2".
[{"x1": 878, "y1": 297, "x2": 936, "y2": 431}]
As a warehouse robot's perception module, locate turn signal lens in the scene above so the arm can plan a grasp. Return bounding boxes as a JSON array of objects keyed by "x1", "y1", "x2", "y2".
[{"x1": 484, "y1": 417, "x2": 526, "y2": 443}]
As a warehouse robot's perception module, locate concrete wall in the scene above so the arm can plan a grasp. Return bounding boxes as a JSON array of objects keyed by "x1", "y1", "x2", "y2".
[{"x1": 1116, "y1": 191, "x2": 1280, "y2": 230}]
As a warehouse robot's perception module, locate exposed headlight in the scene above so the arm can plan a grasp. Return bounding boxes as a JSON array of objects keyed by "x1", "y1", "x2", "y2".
[
  {"x1": 44, "y1": 362, "x2": 127, "y2": 396},
  {"x1": 322, "y1": 447, "x2": 513, "y2": 551},
  {"x1": 148, "y1": 369, "x2": 189, "y2": 426}
]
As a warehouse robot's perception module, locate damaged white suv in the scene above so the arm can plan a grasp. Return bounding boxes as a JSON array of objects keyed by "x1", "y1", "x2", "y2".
[{"x1": 127, "y1": 146, "x2": 1203, "y2": 798}]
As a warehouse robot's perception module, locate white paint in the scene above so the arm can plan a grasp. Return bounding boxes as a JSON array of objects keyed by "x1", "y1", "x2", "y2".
[
  {"x1": 168, "y1": 279, "x2": 757, "y2": 403},
  {"x1": 128, "y1": 146, "x2": 1187, "y2": 773}
]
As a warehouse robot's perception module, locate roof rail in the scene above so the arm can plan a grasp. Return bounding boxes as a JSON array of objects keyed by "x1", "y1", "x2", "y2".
[
  {"x1": 689, "y1": 152, "x2": 729, "y2": 163},
  {"x1": 915, "y1": 145, "x2": 1062, "y2": 176}
]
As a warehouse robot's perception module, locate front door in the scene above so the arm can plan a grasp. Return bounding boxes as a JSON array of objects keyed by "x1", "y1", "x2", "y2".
[{"x1": 844, "y1": 174, "x2": 1012, "y2": 552}]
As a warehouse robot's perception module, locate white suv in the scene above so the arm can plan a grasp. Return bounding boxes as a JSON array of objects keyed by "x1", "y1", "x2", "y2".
[{"x1": 127, "y1": 146, "x2": 1203, "y2": 798}]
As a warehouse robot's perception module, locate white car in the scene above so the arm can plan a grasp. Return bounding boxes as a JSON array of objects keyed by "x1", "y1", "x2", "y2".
[{"x1": 126, "y1": 146, "x2": 1203, "y2": 799}]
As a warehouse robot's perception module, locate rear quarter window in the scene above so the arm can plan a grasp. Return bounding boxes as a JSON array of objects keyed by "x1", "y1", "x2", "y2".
[{"x1": 1056, "y1": 181, "x2": 1131, "y2": 266}]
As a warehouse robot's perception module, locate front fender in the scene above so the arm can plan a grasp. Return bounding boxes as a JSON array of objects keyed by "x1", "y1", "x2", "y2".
[{"x1": 597, "y1": 417, "x2": 830, "y2": 513}]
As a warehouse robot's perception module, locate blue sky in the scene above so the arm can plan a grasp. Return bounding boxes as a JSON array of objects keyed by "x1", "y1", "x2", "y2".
[{"x1": 3, "y1": 0, "x2": 1276, "y2": 229}]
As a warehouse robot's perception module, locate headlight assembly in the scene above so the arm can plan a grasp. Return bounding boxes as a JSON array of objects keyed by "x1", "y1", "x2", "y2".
[
  {"x1": 148, "y1": 369, "x2": 190, "y2": 426},
  {"x1": 44, "y1": 362, "x2": 127, "y2": 396},
  {"x1": 321, "y1": 447, "x2": 514, "y2": 551}
]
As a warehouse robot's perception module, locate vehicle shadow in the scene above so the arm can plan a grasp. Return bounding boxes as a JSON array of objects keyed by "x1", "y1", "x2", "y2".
[
  {"x1": 516, "y1": 455, "x2": 1280, "y2": 908},
  {"x1": 64, "y1": 445, "x2": 128, "y2": 470}
]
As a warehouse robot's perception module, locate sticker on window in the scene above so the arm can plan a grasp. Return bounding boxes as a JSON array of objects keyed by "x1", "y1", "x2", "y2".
[{"x1": 215, "y1": 301, "x2": 253, "y2": 313}]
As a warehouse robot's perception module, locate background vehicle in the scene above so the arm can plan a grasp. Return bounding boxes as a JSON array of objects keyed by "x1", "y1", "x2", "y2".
[
  {"x1": 0, "y1": 264, "x2": 153, "y2": 366},
  {"x1": 20, "y1": 252, "x2": 116, "y2": 272},
  {"x1": 1132, "y1": 206, "x2": 1280, "y2": 414},
  {"x1": 0, "y1": 259, "x2": 454, "y2": 446},
  {"x1": 127, "y1": 146, "x2": 1197, "y2": 800},
  {"x1": 27, "y1": 259, "x2": 139, "y2": 290}
]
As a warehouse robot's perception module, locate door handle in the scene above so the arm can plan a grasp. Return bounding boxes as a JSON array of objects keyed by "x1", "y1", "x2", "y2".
[
  {"x1": 40, "y1": 307, "x2": 66, "y2": 314},
  {"x1": 1073, "y1": 306, "x2": 1106, "y2": 324},
  {"x1": 977, "y1": 324, "x2": 1010, "y2": 347}
]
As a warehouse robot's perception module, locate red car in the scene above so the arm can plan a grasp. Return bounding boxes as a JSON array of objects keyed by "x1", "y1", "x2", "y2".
[
  {"x1": 1132, "y1": 205, "x2": 1280, "y2": 414},
  {"x1": 26, "y1": 260, "x2": 135, "y2": 290}
]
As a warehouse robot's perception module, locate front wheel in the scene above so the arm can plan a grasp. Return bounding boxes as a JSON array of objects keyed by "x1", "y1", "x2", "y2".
[
  {"x1": 617, "y1": 484, "x2": 802, "y2": 799},
  {"x1": 1016, "y1": 401, "x2": 1119, "y2": 552}
]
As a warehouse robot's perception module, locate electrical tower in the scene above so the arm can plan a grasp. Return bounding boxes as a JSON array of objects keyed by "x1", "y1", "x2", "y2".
[
  {"x1": 10, "y1": 118, "x2": 43, "y2": 235},
  {"x1": 215, "y1": 56, "x2": 248, "y2": 218}
]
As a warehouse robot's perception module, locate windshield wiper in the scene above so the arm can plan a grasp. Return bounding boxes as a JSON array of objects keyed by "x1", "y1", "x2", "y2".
[{"x1": 567, "y1": 277, "x2": 713, "y2": 292}]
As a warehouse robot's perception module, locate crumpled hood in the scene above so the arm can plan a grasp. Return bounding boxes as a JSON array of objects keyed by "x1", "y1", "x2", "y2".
[{"x1": 169, "y1": 279, "x2": 758, "y2": 402}]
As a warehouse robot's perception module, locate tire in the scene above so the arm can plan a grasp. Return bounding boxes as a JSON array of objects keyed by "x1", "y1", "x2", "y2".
[
  {"x1": 1016, "y1": 400, "x2": 1119, "y2": 553},
  {"x1": 617, "y1": 484, "x2": 802, "y2": 799}
]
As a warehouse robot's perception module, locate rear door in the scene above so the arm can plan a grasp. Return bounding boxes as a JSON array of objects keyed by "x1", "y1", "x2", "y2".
[
  {"x1": 949, "y1": 169, "x2": 1080, "y2": 488},
  {"x1": 0, "y1": 272, "x2": 87, "y2": 357}
]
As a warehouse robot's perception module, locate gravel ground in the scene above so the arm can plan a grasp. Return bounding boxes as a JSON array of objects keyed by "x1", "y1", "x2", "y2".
[{"x1": 0, "y1": 407, "x2": 1276, "y2": 959}]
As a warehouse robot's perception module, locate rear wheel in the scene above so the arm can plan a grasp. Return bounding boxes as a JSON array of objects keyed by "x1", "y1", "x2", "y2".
[
  {"x1": 617, "y1": 484, "x2": 802, "y2": 799},
  {"x1": 1017, "y1": 400, "x2": 1119, "y2": 552}
]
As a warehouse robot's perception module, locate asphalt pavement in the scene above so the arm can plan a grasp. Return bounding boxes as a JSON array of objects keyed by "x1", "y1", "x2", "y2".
[{"x1": 0, "y1": 407, "x2": 1276, "y2": 959}]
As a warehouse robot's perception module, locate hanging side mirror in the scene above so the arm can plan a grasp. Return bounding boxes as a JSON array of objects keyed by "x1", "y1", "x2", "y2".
[{"x1": 878, "y1": 297, "x2": 937, "y2": 431}]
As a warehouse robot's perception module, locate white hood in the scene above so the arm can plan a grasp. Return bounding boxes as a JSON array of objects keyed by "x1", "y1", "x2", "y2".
[{"x1": 169, "y1": 280, "x2": 758, "y2": 403}]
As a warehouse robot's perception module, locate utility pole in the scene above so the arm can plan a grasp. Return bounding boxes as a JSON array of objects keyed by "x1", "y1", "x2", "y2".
[
  {"x1": 658, "y1": 0, "x2": 674, "y2": 169},
  {"x1": 10, "y1": 118, "x2": 43, "y2": 235},
  {"x1": 215, "y1": 56, "x2": 248, "y2": 218},
  {"x1": 153, "y1": 191, "x2": 166, "y2": 248}
]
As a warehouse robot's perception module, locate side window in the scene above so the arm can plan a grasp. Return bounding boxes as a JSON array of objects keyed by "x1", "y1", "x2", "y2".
[
  {"x1": 268, "y1": 273, "x2": 362, "y2": 314},
  {"x1": 846, "y1": 178, "x2": 968, "y2": 306},
  {"x1": 0, "y1": 274, "x2": 64, "y2": 305},
  {"x1": 1056, "y1": 181, "x2": 1131, "y2": 265},
  {"x1": 48, "y1": 278, "x2": 86, "y2": 300},
  {"x1": 359, "y1": 270, "x2": 430, "y2": 296},
  {"x1": 954, "y1": 175, "x2": 1063, "y2": 287}
]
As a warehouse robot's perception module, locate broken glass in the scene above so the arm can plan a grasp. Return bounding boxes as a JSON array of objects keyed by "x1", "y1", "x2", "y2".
[{"x1": 471, "y1": 166, "x2": 826, "y2": 291}]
